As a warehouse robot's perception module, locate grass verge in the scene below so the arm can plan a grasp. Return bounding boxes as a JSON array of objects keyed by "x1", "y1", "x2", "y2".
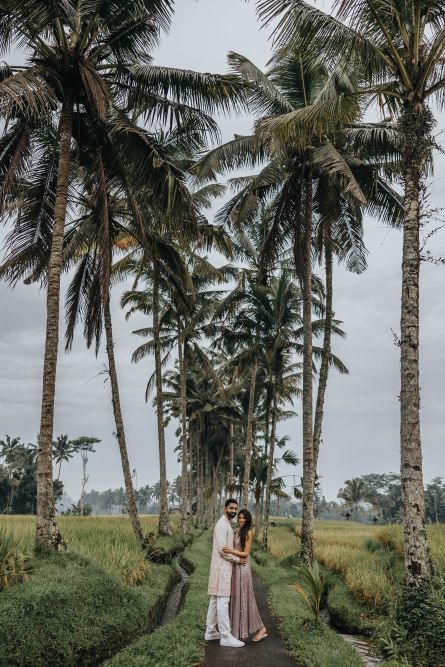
[
  {"x1": 104, "y1": 531, "x2": 211, "y2": 667},
  {"x1": 0, "y1": 550, "x2": 175, "y2": 667},
  {"x1": 252, "y1": 550, "x2": 363, "y2": 667}
]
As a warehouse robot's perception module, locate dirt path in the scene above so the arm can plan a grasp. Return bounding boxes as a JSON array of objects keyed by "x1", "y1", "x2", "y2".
[{"x1": 204, "y1": 574, "x2": 301, "y2": 667}]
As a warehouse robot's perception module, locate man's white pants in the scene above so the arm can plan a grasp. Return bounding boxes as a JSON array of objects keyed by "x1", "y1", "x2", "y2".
[{"x1": 206, "y1": 595, "x2": 231, "y2": 637}]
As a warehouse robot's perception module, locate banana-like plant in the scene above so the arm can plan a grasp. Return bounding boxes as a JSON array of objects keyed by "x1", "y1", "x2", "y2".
[{"x1": 293, "y1": 560, "x2": 326, "y2": 622}]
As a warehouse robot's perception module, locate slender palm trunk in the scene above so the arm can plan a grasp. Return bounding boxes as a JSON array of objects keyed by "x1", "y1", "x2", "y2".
[
  {"x1": 241, "y1": 362, "x2": 257, "y2": 508},
  {"x1": 313, "y1": 223, "x2": 333, "y2": 466},
  {"x1": 261, "y1": 389, "x2": 272, "y2": 523},
  {"x1": 80, "y1": 453, "x2": 88, "y2": 516},
  {"x1": 36, "y1": 97, "x2": 73, "y2": 550},
  {"x1": 178, "y1": 330, "x2": 190, "y2": 533},
  {"x1": 104, "y1": 300, "x2": 144, "y2": 546},
  {"x1": 229, "y1": 422, "x2": 234, "y2": 492},
  {"x1": 254, "y1": 483, "x2": 261, "y2": 538},
  {"x1": 263, "y1": 388, "x2": 278, "y2": 550},
  {"x1": 57, "y1": 459, "x2": 62, "y2": 481},
  {"x1": 153, "y1": 266, "x2": 172, "y2": 536},
  {"x1": 399, "y1": 105, "x2": 431, "y2": 585},
  {"x1": 299, "y1": 166, "x2": 315, "y2": 565}
]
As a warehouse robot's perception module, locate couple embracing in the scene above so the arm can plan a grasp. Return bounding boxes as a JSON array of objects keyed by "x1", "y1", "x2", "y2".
[{"x1": 205, "y1": 498, "x2": 268, "y2": 648}]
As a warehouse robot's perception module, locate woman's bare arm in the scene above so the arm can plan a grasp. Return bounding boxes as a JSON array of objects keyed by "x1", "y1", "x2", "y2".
[{"x1": 222, "y1": 531, "x2": 252, "y2": 558}]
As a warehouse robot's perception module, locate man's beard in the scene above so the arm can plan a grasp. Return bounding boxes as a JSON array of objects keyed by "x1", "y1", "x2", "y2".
[{"x1": 227, "y1": 511, "x2": 237, "y2": 519}]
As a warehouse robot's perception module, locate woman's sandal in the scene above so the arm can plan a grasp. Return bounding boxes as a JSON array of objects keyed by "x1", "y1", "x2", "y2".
[{"x1": 252, "y1": 629, "x2": 268, "y2": 642}]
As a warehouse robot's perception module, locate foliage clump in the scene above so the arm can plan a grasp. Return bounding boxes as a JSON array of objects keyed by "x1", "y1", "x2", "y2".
[{"x1": 378, "y1": 578, "x2": 445, "y2": 667}]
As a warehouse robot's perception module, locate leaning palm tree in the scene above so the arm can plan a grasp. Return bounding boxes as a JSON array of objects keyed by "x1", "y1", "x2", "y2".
[
  {"x1": 0, "y1": 0, "x2": 245, "y2": 549},
  {"x1": 257, "y1": 0, "x2": 441, "y2": 585}
]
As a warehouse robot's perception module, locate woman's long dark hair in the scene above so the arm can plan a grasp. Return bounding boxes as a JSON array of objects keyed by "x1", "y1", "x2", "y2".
[{"x1": 238, "y1": 509, "x2": 253, "y2": 550}]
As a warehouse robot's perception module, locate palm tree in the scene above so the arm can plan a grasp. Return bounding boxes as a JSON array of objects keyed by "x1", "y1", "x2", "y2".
[
  {"x1": 194, "y1": 47, "x2": 402, "y2": 562},
  {"x1": 193, "y1": 51, "x2": 364, "y2": 562},
  {"x1": 71, "y1": 437, "x2": 100, "y2": 516},
  {"x1": 52, "y1": 435, "x2": 75, "y2": 481},
  {"x1": 257, "y1": 0, "x2": 441, "y2": 586},
  {"x1": 338, "y1": 478, "x2": 370, "y2": 521},
  {"x1": 121, "y1": 257, "x2": 189, "y2": 536},
  {"x1": 0, "y1": 0, "x2": 246, "y2": 550},
  {"x1": 0, "y1": 436, "x2": 27, "y2": 513}
]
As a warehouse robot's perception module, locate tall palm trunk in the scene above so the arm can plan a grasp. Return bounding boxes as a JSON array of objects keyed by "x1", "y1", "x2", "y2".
[
  {"x1": 153, "y1": 266, "x2": 171, "y2": 536},
  {"x1": 36, "y1": 97, "x2": 73, "y2": 550},
  {"x1": 399, "y1": 104, "x2": 431, "y2": 585},
  {"x1": 178, "y1": 328, "x2": 190, "y2": 533},
  {"x1": 229, "y1": 422, "x2": 234, "y2": 492},
  {"x1": 241, "y1": 362, "x2": 257, "y2": 508},
  {"x1": 254, "y1": 482, "x2": 262, "y2": 538},
  {"x1": 299, "y1": 166, "x2": 315, "y2": 565},
  {"x1": 104, "y1": 299, "x2": 144, "y2": 546},
  {"x1": 263, "y1": 388, "x2": 278, "y2": 550},
  {"x1": 313, "y1": 221, "x2": 333, "y2": 466}
]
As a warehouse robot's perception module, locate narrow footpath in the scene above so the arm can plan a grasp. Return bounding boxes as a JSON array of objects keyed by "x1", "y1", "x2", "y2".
[{"x1": 204, "y1": 574, "x2": 301, "y2": 667}]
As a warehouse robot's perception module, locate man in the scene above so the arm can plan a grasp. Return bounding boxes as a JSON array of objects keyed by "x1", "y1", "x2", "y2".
[{"x1": 205, "y1": 498, "x2": 246, "y2": 648}]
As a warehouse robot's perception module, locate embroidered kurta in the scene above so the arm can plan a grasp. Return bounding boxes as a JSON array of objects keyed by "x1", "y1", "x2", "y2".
[
  {"x1": 207, "y1": 515, "x2": 240, "y2": 596},
  {"x1": 230, "y1": 530, "x2": 264, "y2": 639}
]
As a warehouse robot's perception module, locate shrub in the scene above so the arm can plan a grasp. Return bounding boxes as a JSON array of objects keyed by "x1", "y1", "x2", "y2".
[
  {"x1": 104, "y1": 533, "x2": 210, "y2": 667},
  {"x1": 0, "y1": 551, "x2": 174, "y2": 667},
  {"x1": 378, "y1": 577, "x2": 445, "y2": 667}
]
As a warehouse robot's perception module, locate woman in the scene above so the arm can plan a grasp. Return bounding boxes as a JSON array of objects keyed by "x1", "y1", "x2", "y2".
[{"x1": 223, "y1": 509, "x2": 268, "y2": 642}]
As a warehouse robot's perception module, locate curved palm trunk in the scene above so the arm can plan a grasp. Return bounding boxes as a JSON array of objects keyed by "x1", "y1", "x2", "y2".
[
  {"x1": 263, "y1": 388, "x2": 278, "y2": 550},
  {"x1": 299, "y1": 167, "x2": 315, "y2": 565},
  {"x1": 399, "y1": 105, "x2": 431, "y2": 585},
  {"x1": 241, "y1": 362, "x2": 257, "y2": 508},
  {"x1": 104, "y1": 300, "x2": 144, "y2": 546},
  {"x1": 36, "y1": 97, "x2": 73, "y2": 550},
  {"x1": 153, "y1": 266, "x2": 172, "y2": 536},
  {"x1": 313, "y1": 223, "x2": 333, "y2": 467},
  {"x1": 178, "y1": 330, "x2": 190, "y2": 533}
]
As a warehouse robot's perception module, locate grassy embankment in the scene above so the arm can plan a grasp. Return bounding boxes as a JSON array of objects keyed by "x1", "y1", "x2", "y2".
[
  {"x1": 0, "y1": 515, "x2": 186, "y2": 667},
  {"x1": 262, "y1": 519, "x2": 445, "y2": 667},
  {"x1": 104, "y1": 531, "x2": 211, "y2": 667},
  {"x1": 253, "y1": 547, "x2": 365, "y2": 667}
]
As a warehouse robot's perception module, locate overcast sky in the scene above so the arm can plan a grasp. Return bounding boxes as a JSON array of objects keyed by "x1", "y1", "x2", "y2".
[{"x1": 0, "y1": 0, "x2": 444, "y2": 503}]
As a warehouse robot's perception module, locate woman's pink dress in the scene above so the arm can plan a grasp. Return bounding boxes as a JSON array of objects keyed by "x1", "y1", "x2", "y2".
[{"x1": 229, "y1": 530, "x2": 264, "y2": 639}]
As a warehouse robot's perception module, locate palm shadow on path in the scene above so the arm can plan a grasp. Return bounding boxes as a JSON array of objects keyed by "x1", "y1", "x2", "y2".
[{"x1": 204, "y1": 573, "x2": 301, "y2": 667}]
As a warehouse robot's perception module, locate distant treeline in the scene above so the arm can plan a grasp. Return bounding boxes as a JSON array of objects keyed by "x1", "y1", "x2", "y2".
[
  {"x1": 82, "y1": 473, "x2": 445, "y2": 524},
  {"x1": 1, "y1": 435, "x2": 444, "y2": 523}
]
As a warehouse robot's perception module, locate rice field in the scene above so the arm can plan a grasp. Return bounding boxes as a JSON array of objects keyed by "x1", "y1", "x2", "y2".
[
  {"x1": 0, "y1": 515, "x2": 178, "y2": 585},
  {"x1": 266, "y1": 519, "x2": 445, "y2": 607}
]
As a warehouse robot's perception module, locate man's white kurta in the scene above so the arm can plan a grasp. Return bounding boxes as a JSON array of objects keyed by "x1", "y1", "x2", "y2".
[{"x1": 207, "y1": 515, "x2": 239, "y2": 596}]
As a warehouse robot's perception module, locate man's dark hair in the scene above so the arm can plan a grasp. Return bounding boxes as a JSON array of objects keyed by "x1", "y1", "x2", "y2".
[{"x1": 225, "y1": 498, "x2": 238, "y2": 508}]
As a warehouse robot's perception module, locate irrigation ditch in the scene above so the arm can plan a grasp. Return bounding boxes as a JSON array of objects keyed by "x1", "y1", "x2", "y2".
[
  {"x1": 160, "y1": 559, "x2": 190, "y2": 625},
  {"x1": 99, "y1": 542, "x2": 193, "y2": 666},
  {"x1": 321, "y1": 609, "x2": 381, "y2": 667}
]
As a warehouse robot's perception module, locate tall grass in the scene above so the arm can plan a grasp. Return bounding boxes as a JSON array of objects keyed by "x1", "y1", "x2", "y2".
[
  {"x1": 375, "y1": 523, "x2": 445, "y2": 573},
  {"x1": 0, "y1": 515, "x2": 177, "y2": 585},
  {"x1": 0, "y1": 527, "x2": 30, "y2": 590},
  {"x1": 266, "y1": 520, "x2": 445, "y2": 608}
]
